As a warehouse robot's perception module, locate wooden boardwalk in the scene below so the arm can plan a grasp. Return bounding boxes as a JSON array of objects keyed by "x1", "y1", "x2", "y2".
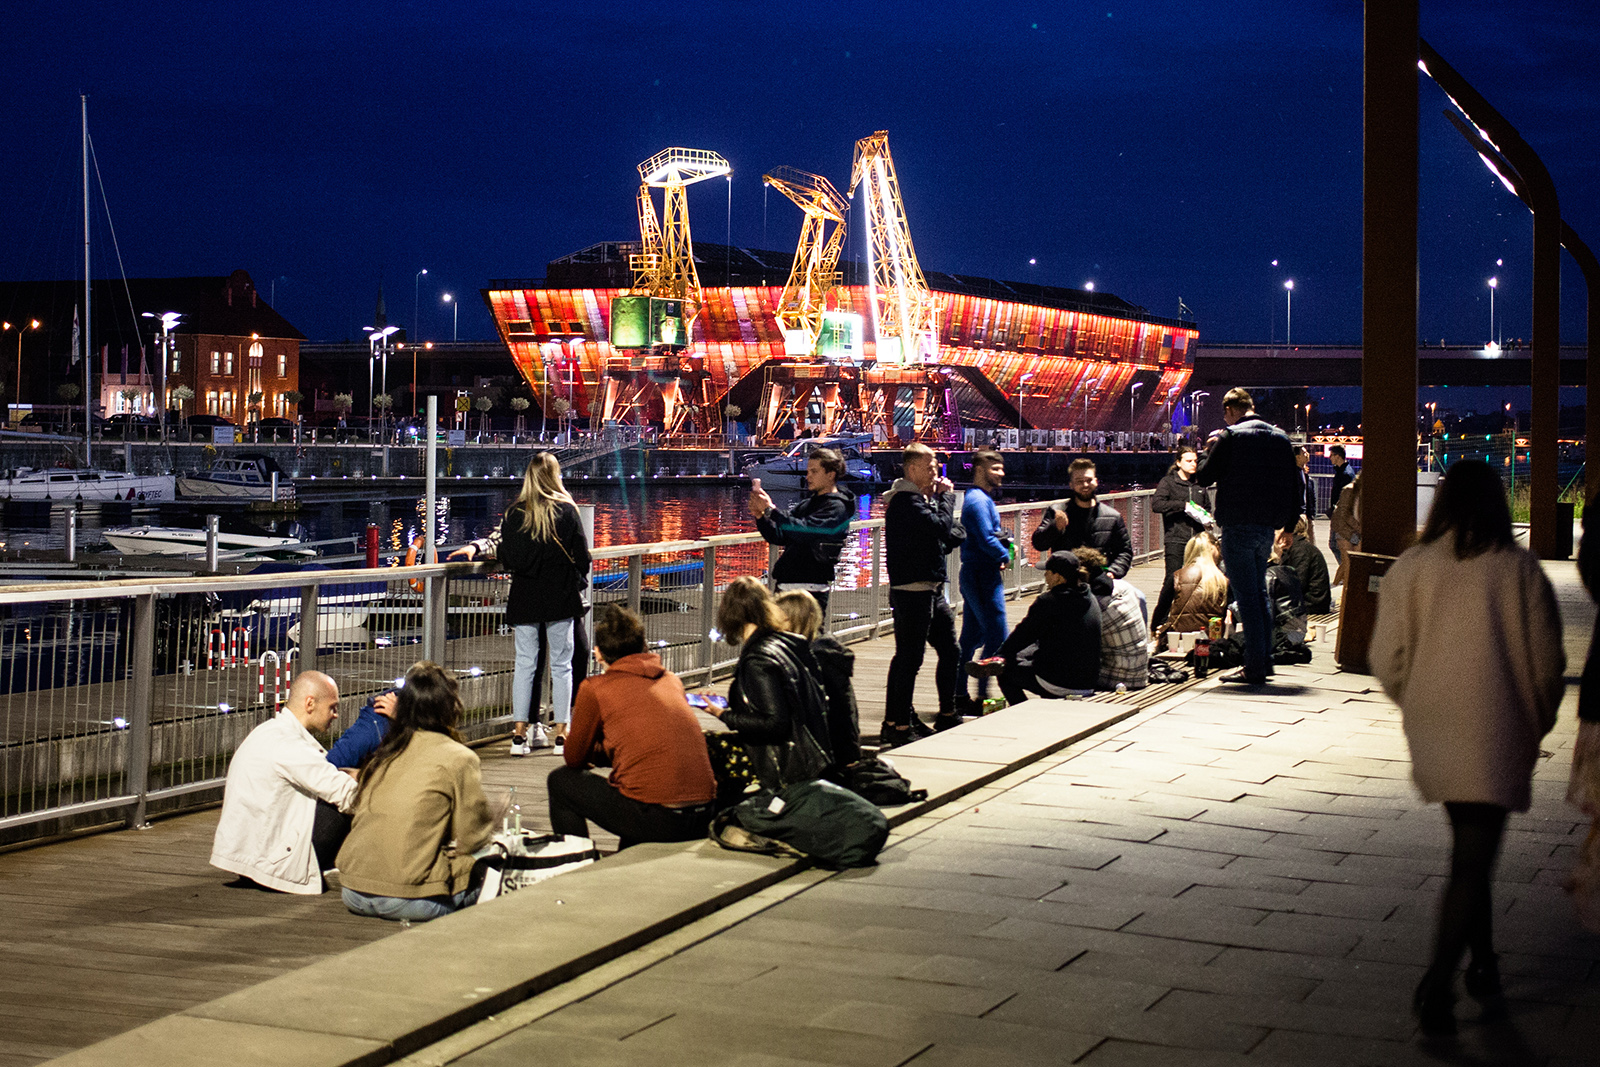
[{"x1": 0, "y1": 558, "x2": 1210, "y2": 1065}]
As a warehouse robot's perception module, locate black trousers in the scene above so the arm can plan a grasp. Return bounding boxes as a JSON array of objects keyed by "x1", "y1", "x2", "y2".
[
  {"x1": 1150, "y1": 543, "x2": 1188, "y2": 631},
  {"x1": 546, "y1": 765, "x2": 714, "y2": 850},
  {"x1": 885, "y1": 589, "x2": 960, "y2": 725},
  {"x1": 1427, "y1": 801, "x2": 1508, "y2": 978},
  {"x1": 999, "y1": 662, "x2": 1045, "y2": 707},
  {"x1": 312, "y1": 799, "x2": 351, "y2": 873}
]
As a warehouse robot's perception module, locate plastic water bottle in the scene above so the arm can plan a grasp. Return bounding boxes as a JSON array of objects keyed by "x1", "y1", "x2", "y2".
[{"x1": 1115, "y1": 683, "x2": 1127, "y2": 694}]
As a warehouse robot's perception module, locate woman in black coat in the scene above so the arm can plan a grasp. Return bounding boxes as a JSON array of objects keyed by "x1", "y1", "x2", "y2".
[
  {"x1": 713, "y1": 577, "x2": 835, "y2": 789},
  {"x1": 1150, "y1": 447, "x2": 1213, "y2": 630}
]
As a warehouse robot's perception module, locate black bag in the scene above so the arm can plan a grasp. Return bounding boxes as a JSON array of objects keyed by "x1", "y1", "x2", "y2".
[
  {"x1": 704, "y1": 731, "x2": 759, "y2": 808},
  {"x1": 1148, "y1": 660, "x2": 1190, "y2": 685},
  {"x1": 838, "y1": 756, "x2": 928, "y2": 806},
  {"x1": 725, "y1": 779, "x2": 889, "y2": 868},
  {"x1": 1187, "y1": 636, "x2": 1243, "y2": 670}
]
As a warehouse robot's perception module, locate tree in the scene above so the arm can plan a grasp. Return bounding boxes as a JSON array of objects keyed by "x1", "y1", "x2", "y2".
[
  {"x1": 57, "y1": 382, "x2": 80, "y2": 402},
  {"x1": 283, "y1": 390, "x2": 304, "y2": 413},
  {"x1": 119, "y1": 386, "x2": 142, "y2": 409},
  {"x1": 169, "y1": 384, "x2": 195, "y2": 420},
  {"x1": 473, "y1": 394, "x2": 494, "y2": 438},
  {"x1": 332, "y1": 393, "x2": 353, "y2": 416},
  {"x1": 510, "y1": 396, "x2": 530, "y2": 436}
]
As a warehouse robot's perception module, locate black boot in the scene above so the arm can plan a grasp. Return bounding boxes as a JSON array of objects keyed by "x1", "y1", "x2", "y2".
[
  {"x1": 1464, "y1": 954, "x2": 1506, "y2": 1019},
  {"x1": 1412, "y1": 969, "x2": 1457, "y2": 1037}
]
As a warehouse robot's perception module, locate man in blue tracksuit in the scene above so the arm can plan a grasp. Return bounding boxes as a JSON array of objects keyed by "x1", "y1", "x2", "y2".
[
  {"x1": 325, "y1": 689, "x2": 395, "y2": 769},
  {"x1": 959, "y1": 450, "x2": 1011, "y2": 714}
]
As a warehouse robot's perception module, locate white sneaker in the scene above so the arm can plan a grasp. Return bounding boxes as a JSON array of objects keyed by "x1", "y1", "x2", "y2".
[
  {"x1": 527, "y1": 723, "x2": 552, "y2": 750},
  {"x1": 509, "y1": 735, "x2": 532, "y2": 757},
  {"x1": 552, "y1": 732, "x2": 565, "y2": 755}
]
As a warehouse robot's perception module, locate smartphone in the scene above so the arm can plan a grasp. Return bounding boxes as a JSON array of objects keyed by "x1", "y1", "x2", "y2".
[{"x1": 685, "y1": 693, "x2": 730, "y2": 711}]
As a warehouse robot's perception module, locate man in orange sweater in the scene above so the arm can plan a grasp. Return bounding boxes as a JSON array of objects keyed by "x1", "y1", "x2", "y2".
[{"x1": 546, "y1": 606, "x2": 717, "y2": 848}]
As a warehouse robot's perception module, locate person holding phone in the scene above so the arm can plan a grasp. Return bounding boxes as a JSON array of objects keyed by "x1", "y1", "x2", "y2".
[{"x1": 748, "y1": 448, "x2": 855, "y2": 619}]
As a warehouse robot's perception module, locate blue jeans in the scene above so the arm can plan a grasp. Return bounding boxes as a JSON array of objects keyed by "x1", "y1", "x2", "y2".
[
  {"x1": 513, "y1": 619, "x2": 576, "y2": 725},
  {"x1": 959, "y1": 569, "x2": 1008, "y2": 697},
  {"x1": 342, "y1": 885, "x2": 479, "y2": 922},
  {"x1": 1220, "y1": 523, "x2": 1275, "y2": 679}
]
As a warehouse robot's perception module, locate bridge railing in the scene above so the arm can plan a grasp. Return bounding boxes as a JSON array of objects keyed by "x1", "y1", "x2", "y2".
[{"x1": 0, "y1": 490, "x2": 1157, "y2": 846}]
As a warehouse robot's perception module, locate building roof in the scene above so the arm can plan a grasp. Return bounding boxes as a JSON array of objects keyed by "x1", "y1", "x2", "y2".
[{"x1": 530, "y1": 242, "x2": 1191, "y2": 330}]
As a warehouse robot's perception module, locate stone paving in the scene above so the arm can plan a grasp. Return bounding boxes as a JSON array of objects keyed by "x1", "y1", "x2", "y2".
[{"x1": 426, "y1": 558, "x2": 1600, "y2": 1067}]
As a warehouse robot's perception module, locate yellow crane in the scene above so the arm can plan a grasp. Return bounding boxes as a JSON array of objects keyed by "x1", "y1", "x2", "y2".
[
  {"x1": 848, "y1": 131, "x2": 938, "y2": 364},
  {"x1": 763, "y1": 165, "x2": 849, "y2": 354},
  {"x1": 629, "y1": 147, "x2": 731, "y2": 308}
]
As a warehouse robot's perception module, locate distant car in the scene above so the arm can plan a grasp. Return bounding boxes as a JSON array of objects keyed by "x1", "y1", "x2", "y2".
[
  {"x1": 184, "y1": 414, "x2": 237, "y2": 441},
  {"x1": 254, "y1": 417, "x2": 297, "y2": 441},
  {"x1": 104, "y1": 413, "x2": 159, "y2": 439}
]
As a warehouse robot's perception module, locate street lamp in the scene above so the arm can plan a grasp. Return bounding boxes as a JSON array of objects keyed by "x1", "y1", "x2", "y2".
[
  {"x1": 1283, "y1": 280, "x2": 1294, "y2": 348},
  {"x1": 442, "y1": 293, "x2": 458, "y2": 341},
  {"x1": 1082, "y1": 377, "x2": 1100, "y2": 428},
  {"x1": 414, "y1": 269, "x2": 428, "y2": 341},
  {"x1": 1016, "y1": 372, "x2": 1034, "y2": 431},
  {"x1": 1188, "y1": 389, "x2": 1209, "y2": 427},
  {"x1": 1130, "y1": 381, "x2": 1144, "y2": 436},
  {"x1": 364, "y1": 325, "x2": 400, "y2": 438},
  {"x1": 140, "y1": 311, "x2": 180, "y2": 441},
  {"x1": 3, "y1": 319, "x2": 40, "y2": 410},
  {"x1": 1487, "y1": 276, "x2": 1498, "y2": 348}
]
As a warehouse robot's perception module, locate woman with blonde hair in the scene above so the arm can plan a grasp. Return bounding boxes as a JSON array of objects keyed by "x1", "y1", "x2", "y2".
[
  {"x1": 454, "y1": 453, "x2": 591, "y2": 755},
  {"x1": 1153, "y1": 533, "x2": 1229, "y2": 646},
  {"x1": 711, "y1": 578, "x2": 834, "y2": 787}
]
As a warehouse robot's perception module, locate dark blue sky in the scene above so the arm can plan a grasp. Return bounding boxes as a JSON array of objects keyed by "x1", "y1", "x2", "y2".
[{"x1": 1, "y1": 2, "x2": 1596, "y2": 347}]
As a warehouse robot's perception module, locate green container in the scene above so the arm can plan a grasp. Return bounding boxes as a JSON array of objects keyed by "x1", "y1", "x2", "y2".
[
  {"x1": 651, "y1": 298, "x2": 685, "y2": 348},
  {"x1": 816, "y1": 311, "x2": 863, "y2": 362},
  {"x1": 609, "y1": 296, "x2": 650, "y2": 349}
]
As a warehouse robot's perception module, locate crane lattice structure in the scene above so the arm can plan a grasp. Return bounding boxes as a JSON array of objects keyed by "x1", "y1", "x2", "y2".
[
  {"x1": 630, "y1": 148, "x2": 731, "y2": 308},
  {"x1": 763, "y1": 165, "x2": 849, "y2": 352},
  {"x1": 848, "y1": 131, "x2": 938, "y2": 363}
]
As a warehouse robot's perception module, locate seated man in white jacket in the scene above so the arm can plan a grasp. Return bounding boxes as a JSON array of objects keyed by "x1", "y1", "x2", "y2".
[{"x1": 210, "y1": 671, "x2": 359, "y2": 894}]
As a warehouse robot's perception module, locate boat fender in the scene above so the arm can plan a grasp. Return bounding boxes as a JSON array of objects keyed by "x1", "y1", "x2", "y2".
[{"x1": 405, "y1": 535, "x2": 425, "y2": 592}]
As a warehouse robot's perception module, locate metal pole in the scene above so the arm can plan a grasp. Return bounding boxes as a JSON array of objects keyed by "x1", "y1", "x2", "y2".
[
  {"x1": 627, "y1": 552, "x2": 643, "y2": 617},
  {"x1": 1361, "y1": 1, "x2": 1420, "y2": 557},
  {"x1": 579, "y1": 504, "x2": 595, "y2": 649},
  {"x1": 65, "y1": 509, "x2": 77, "y2": 562},
  {"x1": 700, "y1": 543, "x2": 717, "y2": 682},
  {"x1": 869, "y1": 526, "x2": 882, "y2": 636},
  {"x1": 125, "y1": 593, "x2": 156, "y2": 828},
  {"x1": 205, "y1": 514, "x2": 220, "y2": 572},
  {"x1": 422, "y1": 393, "x2": 442, "y2": 660},
  {"x1": 82, "y1": 95, "x2": 93, "y2": 467},
  {"x1": 424, "y1": 395, "x2": 438, "y2": 564},
  {"x1": 270, "y1": 471, "x2": 279, "y2": 505}
]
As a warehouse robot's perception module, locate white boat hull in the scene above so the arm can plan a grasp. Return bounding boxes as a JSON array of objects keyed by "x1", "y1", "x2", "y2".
[
  {"x1": 177, "y1": 476, "x2": 271, "y2": 500},
  {"x1": 102, "y1": 526, "x2": 312, "y2": 557},
  {"x1": 0, "y1": 470, "x2": 176, "y2": 502}
]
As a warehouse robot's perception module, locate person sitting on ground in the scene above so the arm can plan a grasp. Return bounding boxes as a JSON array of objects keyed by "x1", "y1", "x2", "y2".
[
  {"x1": 209, "y1": 670, "x2": 358, "y2": 894},
  {"x1": 326, "y1": 689, "x2": 396, "y2": 770},
  {"x1": 1076, "y1": 547, "x2": 1148, "y2": 691},
  {"x1": 714, "y1": 577, "x2": 835, "y2": 789},
  {"x1": 546, "y1": 606, "x2": 718, "y2": 849},
  {"x1": 990, "y1": 551, "x2": 1102, "y2": 705},
  {"x1": 1152, "y1": 533, "x2": 1229, "y2": 649},
  {"x1": 1275, "y1": 517, "x2": 1332, "y2": 615},
  {"x1": 1265, "y1": 544, "x2": 1309, "y2": 649},
  {"x1": 337, "y1": 662, "x2": 495, "y2": 922},
  {"x1": 776, "y1": 590, "x2": 862, "y2": 767}
]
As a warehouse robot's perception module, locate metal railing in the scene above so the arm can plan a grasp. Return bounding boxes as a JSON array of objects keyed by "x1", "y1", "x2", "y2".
[{"x1": 0, "y1": 489, "x2": 1157, "y2": 844}]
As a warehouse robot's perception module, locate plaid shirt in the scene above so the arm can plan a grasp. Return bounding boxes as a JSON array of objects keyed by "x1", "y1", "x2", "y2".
[{"x1": 1099, "y1": 579, "x2": 1149, "y2": 690}]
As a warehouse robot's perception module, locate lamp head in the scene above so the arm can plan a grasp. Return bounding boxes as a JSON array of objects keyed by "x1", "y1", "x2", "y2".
[
  {"x1": 1284, "y1": 279, "x2": 1294, "y2": 291},
  {"x1": 1488, "y1": 277, "x2": 1498, "y2": 289}
]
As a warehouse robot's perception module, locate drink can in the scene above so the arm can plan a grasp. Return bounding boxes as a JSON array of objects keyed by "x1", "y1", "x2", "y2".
[{"x1": 1208, "y1": 616, "x2": 1223, "y2": 640}]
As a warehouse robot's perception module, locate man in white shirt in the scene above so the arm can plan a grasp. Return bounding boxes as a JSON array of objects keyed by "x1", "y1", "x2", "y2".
[{"x1": 210, "y1": 671, "x2": 359, "y2": 894}]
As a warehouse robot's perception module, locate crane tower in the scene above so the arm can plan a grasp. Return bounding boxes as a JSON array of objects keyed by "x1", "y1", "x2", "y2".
[
  {"x1": 763, "y1": 165, "x2": 849, "y2": 354},
  {"x1": 629, "y1": 147, "x2": 731, "y2": 309},
  {"x1": 848, "y1": 131, "x2": 938, "y2": 364}
]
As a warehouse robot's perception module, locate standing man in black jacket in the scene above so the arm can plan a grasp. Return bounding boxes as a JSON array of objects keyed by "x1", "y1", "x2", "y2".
[
  {"x1": 1194, "y1": 388, "x2": 1302, "y2": 686},
  {"x1": 1150, "y1": 445, "x2": 1213, "y2": 630},
  {"x1": 1031, "y1": 458, "x2": 1133, "y2": 578},
  {"x1": 882, "y1": 442, "x2": 966, "y2": 745},
  {"x1": 749, "y1": 447, "x2": 855, "y2": 620}
]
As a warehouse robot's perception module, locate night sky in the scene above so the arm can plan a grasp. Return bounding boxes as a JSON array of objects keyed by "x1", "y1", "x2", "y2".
[{"x1": 1, "y1": 2, "x2": 1596, "y2": 349}]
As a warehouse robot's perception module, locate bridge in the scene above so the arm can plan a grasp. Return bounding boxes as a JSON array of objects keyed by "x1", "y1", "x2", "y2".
[{"x1": 1191, "y1": 342, "x2": 1591, "y2": 388}]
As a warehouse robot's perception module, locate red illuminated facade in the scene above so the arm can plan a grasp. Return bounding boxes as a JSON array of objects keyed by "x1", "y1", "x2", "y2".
[{"x1": 486, "y1": 250, "x2": 1195, "y2": 437}]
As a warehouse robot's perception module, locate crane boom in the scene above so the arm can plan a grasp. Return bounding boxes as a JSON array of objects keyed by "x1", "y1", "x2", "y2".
[
  {"x1": 763, "y1": 165, "x2": 849, "y2": 351},
  {"x1": 848, "y1": 131, "x2": 937, "y2": 364},
  {"x1": 628, "y1": 147, "x2": 731, "y2": 306}
]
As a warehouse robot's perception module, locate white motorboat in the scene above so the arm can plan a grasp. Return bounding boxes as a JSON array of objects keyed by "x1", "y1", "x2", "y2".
[
  {"x1": 177, "y1": 456, "x2": 281, "y2": 500},
  {"x1": 740, "y1": 435, "x2": 880, "y2": 489},
  {"x1": 101, "y1": 525, "x2": 313, "y2": 558},
  {"x1": 0, "y1": 467, "x2": 175, "y2": 502}
]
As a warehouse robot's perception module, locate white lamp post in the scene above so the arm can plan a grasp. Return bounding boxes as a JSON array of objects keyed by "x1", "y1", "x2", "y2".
[
  {"x1": 140, "y1": 311, "x2": 180, "y2": 441},
  {"x1": 414, "y1": 269, "x2": 427, "y2": 341},
  {"x1": 364, "y1": 325, "x2": 399, "y2": 437},
  {"x1": 1017, "y1": 372, "x2": 1034, "y2": 431},
  {"x1": 1188, "y1": 389, "x2": 1209, "y2": 427},
  {"x1": 1130, "y1": 381, "x2": 1144, "y2": 436},
  {"x1": 1487, "y1": 276, "x2": 1498, "y2": 348},
  {"x1": 1283, "y1": 279, "x2": 1294, "y2": 348},
  {"x1": 1082, "y1": 377, "x2": 1100, "y2": 428},
  {"x1": 442, "y1": 293, "x2": 458, "y2": 341}
]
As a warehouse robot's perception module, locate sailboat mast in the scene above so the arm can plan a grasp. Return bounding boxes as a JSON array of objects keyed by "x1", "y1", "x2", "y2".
[{"x1": 81, "y1": 94, "x2": 91, "y2": 466}]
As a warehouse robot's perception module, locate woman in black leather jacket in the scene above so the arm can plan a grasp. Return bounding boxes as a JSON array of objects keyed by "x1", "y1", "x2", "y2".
[
  {"x1": 1150, "y1": 447, "x2": 1213, "y2": 630},
  {"x1": 714, "y1": 577, "x2": 835, "y2": 788}
]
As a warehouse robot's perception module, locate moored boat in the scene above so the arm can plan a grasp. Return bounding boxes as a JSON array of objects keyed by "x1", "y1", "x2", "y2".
[
  {"x1": 101, "y1": 524, "x2": 312, "y2": 558},
  {"x1": 0, "y1": 467, "x2": 175, "y2": 502},
  {"x1": 177, "y1": 455, "x2": 283, "y2": 501},
  {"x1": 740, "y1": 435, "x2": 879, "y2": 489}
]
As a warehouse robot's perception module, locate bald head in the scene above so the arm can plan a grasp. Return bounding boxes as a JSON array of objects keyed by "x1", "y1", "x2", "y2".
[{"x1": 286, "y1": 671, "x2": 340, "y2": 733}]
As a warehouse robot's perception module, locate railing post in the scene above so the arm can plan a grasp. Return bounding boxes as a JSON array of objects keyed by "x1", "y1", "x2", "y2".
[
  {"x1": 125, "y1": 593, "x2": 156, "y2": 829},
  {"x1": 298, "y1": 584, "x2": 319, "y2": 674},
  {"x1": 870, "y1": 526, "x2": 883, "y2": 637},
  {"x1": 1011, "y1": 510, "x2": 1025, "y2": 595},
  {"x1": 627, "y1": 552, "x2": 643, "y2": 617},
  {"x1": 700, "y1": 544, "x2": 717, "y2": 682},
  {"x1": 424, "y1": 573, "x2": 448, "y2": 663},
  {"x1": 205, "y1": 514, "x2": 220, "y2": 573},
  {"x1": 65, "y1": 508, "x2": 77, "y2": 562},
  {"x1": 948, "y1": 545, "x2": 962, "y2": 612}
]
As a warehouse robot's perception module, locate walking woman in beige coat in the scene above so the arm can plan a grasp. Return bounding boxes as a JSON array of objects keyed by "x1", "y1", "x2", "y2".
[{"x1": 1369, "y1": 459, "x2": 1565, "y2": 1036}]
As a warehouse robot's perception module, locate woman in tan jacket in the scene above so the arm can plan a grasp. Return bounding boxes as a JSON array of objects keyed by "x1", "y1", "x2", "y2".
[
  {"x1": 1153, "y1": 533, "x2": 1228, "y2": 648},
  {"x1": 1369, "y1": 460, "x2": 1565, "y2": 1035},
  {"x1": 337, "y1": 662, "x2": 495, "y2": 922}
]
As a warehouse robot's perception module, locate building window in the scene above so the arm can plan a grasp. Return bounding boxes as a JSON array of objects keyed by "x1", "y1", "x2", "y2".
[
  {"x1": 224, "y1": 352, "x2": 234, "y2": 376},
  {"x1": 171, "y1": 350, "x2": 181, "y2": 373},
  {"x1": 278, "y1": 353, "x2": 287, "y2": 378},
  {"x1": 222, "y1": 392, "x2": 235, "y2": 417},
  {"x1": 207, "y1": 390, "x2": 219, "y2": 415},
  {"x1": 211, "y1": 351, "x2": 220, "y2": 374}
]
